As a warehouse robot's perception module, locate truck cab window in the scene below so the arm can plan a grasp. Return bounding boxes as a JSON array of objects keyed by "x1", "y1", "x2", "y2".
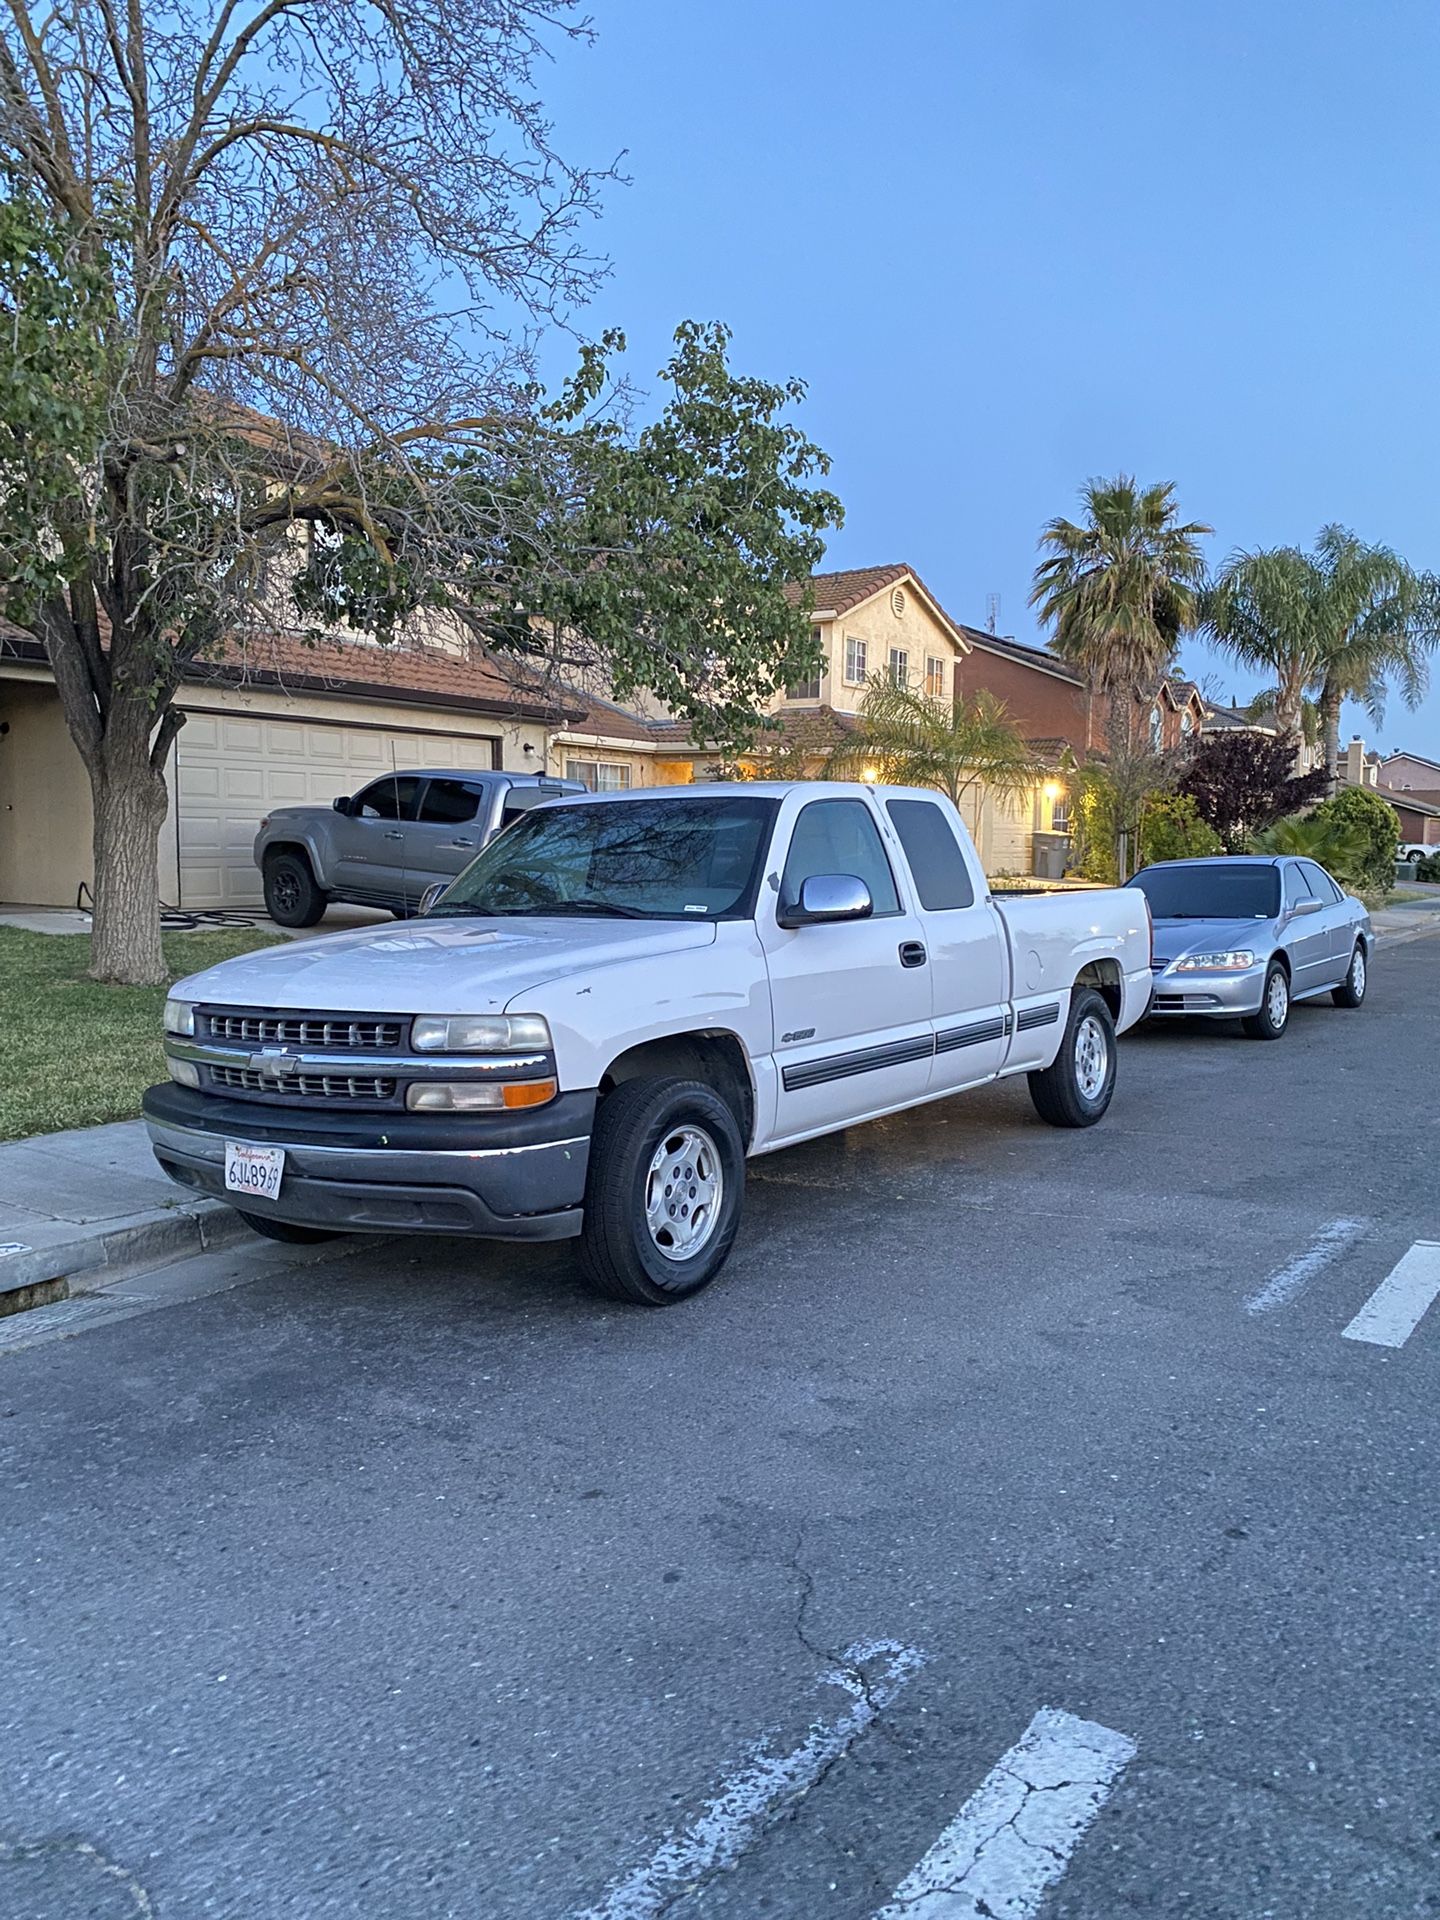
[
  {"x1": 418, "y1": 779, "x2": 482, "y2": 825},
  {"x1": 781, "y1": 799, "x2": 900, "y2": 917},
  {"x1": 885, "y1": 798, "x2": 974, "y2": 909},
  {"x1": 356, "y1": 776, "x2": 420, "y2": 820}
]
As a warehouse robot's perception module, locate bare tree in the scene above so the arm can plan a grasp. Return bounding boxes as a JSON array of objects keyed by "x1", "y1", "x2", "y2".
[{"x1": 0, "y1": 0, "x2": 615, "y2": 980}]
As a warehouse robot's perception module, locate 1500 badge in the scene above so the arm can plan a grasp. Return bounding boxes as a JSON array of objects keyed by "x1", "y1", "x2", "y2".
[{"x1": 781, "y1": 1027, "x2": 816, "y2": 1043}]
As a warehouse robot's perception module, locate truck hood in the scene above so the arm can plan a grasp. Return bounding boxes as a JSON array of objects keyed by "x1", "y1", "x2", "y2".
[
  {"x1": 173, "y1": 916, "x2": 719, "y2": 1015},
  {"x1": 1150, "y1": 916, "x2": 1273, "y2": 967}
]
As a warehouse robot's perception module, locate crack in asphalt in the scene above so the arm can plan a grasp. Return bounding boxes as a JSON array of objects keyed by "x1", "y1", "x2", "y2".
[{"x1": 0, "y1": 1832, "x2": 156, "y2": 1917}]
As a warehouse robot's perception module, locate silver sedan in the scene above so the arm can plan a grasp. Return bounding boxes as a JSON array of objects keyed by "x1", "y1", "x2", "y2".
[{"x1": 1125, "y1": 856, "x2": 1372, "y2": 1040}]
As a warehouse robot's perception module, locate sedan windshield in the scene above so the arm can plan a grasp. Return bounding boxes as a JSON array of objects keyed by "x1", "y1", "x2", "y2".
[
  {"x1": 1127, "y1": 863, "x2": 1281, "y2": 920},
  {"x1": 430, "y1": 795, "x2": 780, "y2": 921}
]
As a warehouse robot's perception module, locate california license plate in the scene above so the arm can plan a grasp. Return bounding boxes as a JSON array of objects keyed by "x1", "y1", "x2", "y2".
[{"x1": 224, "y1": 1142, "x2": 285, "y2": 1201}]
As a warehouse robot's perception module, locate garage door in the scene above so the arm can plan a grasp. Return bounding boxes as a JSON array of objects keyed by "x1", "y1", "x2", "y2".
[{"x1": 174, "y1": 711, "x2": 502, "y2": 908}]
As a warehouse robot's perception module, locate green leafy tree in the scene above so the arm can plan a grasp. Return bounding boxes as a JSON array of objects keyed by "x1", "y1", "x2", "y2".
[
  {"x1": 830, "y1": 679, "x2": 1040, "y2": 811},
  {"x1": 1307, "y1": 786, "x2": 1400, "y2": 893},
  {"x1": 1139, "y1": 792, "x2": 1223, "y2": 866},
  {"x1": 0, "y1": 6, "x2": 839, "y2": 983},
  {"x1": 1029, "y1": 477, "x2": 1211, "y2": 695},
  {"x1": 1203, "y1": 527, "x2": 1436, "y2": 787}
]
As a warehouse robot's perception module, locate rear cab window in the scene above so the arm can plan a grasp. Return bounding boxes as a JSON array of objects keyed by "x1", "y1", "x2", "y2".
[{"x1": 885, "y1": 798, "x2": 975, "y2": 910}]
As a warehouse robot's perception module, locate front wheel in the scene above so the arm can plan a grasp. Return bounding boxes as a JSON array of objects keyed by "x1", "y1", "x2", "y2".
[
  {"x1": 1242, "y1": 961, "x2": 1290, "y2": 1040},
  {"x1": 1027, "y1": 988, "x2": 1117, "y2": 1128},
  {"x1": 262, "y1": 851, "x2": 327, "y2": 928},
  {"x1": 1331, "y1": 941, "x2": 1368, "y2": 1008},
  {"x1": 579, "y1": 1078, "x2": 745, "y2": 1306}
]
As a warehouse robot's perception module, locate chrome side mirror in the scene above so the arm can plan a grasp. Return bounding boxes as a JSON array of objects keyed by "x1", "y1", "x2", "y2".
[
  {"x1": 1291, "y1": 897, "x2": 1324, "y2": 917},
  {"x1": 777, "y1": 873, "x2": 874, "y2": 929},
  {"x1": 418, "y1": 882, "x2": 446, "y2": 916}
]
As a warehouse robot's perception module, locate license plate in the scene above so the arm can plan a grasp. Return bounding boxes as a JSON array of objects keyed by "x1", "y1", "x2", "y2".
[{"x1": 224, "y1": 1142, "x2": 286, "y2": 1201}]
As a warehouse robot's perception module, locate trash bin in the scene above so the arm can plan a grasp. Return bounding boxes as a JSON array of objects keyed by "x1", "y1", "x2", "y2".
[{"x1": 1032, "y1": 832, "x2": 1069, "y2": 881}]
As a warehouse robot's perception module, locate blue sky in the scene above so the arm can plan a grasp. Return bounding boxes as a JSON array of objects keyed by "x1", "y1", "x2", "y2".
[{"x1": 538, "y1": 0, "x2": 1440, "y2": 755}]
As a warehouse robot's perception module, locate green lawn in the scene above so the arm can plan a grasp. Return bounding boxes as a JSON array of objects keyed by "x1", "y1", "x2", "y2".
[{"x1": 0, "y1": 927, "x2": 282, "y2": 1142}]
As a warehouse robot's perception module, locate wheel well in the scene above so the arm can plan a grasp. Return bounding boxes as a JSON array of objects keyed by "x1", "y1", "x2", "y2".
[
  {"x1": 1270, "y1": 950, "x2": 1292, "y2": 978},
  {"x1": 262, "y1": 841, "x2": 314, "y2": 872},
  {"x1": 1073, "y1": 958, "x2": 1123, "y2": 1021},
  {"x1": 600, "y1": 1032, "x2": 756, "y2": 1147}
]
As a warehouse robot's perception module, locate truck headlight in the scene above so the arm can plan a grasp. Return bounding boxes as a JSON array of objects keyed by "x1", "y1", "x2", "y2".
[
  {"x1": 1173, "y1": 951, "x2": 1256, "y2": 972},
  {"x1": 167, "y1": 1056, "x2": 201, "y2": 1088},
  {"x1": 406, "y1": 1079, "x2": 557, "y2": 1112},
  {"x1": 164, "y1": 998, "x2": 197, "y2": 1035},
  {"x1": 410, "y1": 1014, "x2": 552, "y2": 1052}
]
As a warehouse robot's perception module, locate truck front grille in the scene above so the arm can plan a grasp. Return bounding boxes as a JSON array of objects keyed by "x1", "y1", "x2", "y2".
[
  {"x1": 200, "y1": 1009, "x2": 406, "y2": 1051},
  {"x1": 208, "y1": 1064, "x2": 399, "y2": 1103}
]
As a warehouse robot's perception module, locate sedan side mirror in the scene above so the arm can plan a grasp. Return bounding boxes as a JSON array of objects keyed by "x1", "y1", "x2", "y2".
[
  {"x1": 418, "y1": 882, "x2": 447, "y2": 916},
  {"x1": 1291, "y1": 897, "x2": 1324, "y2": 917},
  {"x1": 777, "y1": 873, "x2": 873, "y2": 929}
]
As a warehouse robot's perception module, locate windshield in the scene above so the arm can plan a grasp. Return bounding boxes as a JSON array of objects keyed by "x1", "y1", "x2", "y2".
[
  {"x1": 1127, "y1": 863, "x2": 1281, "y2": 920},
  {"x1": 430, "y1": 795, "x2": 780, "y2": 921}
]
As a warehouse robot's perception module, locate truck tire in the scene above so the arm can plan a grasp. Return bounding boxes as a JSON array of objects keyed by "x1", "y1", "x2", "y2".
[
  {"x1": 578, "y1": 1078, "x2": 745, "y2": 1306},
  {"x1": 263, "y1": 850, "x2": 327, "y2": 928},
  {"x1": 1331, "y1": 940, "x2": 1368, "y2": 1008},
  {"x1": 1027, "y1": 987, "x2": 1117, "y2": 1128},
  {"x1": 1242, "y1": 961, "x2": 1289, "y2": 1039},
  {"x1": 235, "y1": 1210, "x2": 338, "y2": 1244}
]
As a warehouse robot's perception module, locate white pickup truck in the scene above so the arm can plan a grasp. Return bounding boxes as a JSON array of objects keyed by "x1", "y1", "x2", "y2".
[{"x1": 144, "y1": 783, "x2": 1153, "y2": 1305}]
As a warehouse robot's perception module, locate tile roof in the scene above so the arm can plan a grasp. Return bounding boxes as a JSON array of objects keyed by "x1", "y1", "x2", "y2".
[{"x1": 783, "y1": 564, "x2": 912, "y2": 617}]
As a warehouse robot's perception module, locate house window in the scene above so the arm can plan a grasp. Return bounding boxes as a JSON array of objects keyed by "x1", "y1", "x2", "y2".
[
  {"x1": 925, "y1": 655, "x2": 946, "y2": 698},
  {"x1": 844, "y1": 635, "x2": 868, "y2": 684},
  {"x1": 1149, "y1": 704, "x2": 1164, "y2": 749},
  {"x1": 565, "y1": 758, "x2": 631, "y2": 793},
  {"x1": 1180, "y1": 709, "x2": 1194, "y2": 737},
  {"x1": 888, "y1": 647, "x2": 909, "y2": 689},
  {"x1": 786, "y1": 629, "x2": 825, "y2": 700},
  {"x1": 1050, "y1": 795, "x2": 1071, "y2": 833}
]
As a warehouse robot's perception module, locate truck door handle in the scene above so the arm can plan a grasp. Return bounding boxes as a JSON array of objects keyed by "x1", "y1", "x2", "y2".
[
  {"x1": 899, "y1": 940, "x2": 928, "y2": 968},
  {"x1": 447, "y1": 837, "x2": 475, "y2": 848},
  {"x1": 383, "y1": 830, "x2": 404, "y2": 840}
]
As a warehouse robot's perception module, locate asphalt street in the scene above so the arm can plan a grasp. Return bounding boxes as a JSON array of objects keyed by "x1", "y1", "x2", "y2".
[{"x1": 2, "y1": 938, "x2": 1438, "y2": 1919}]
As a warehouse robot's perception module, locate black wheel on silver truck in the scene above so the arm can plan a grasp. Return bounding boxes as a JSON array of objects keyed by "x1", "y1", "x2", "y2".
[
  {"x1": 1027, "y1": 987, "x2": 1117, "y2": 1128},
  {"x1": 235, "y1": 1210, "x2": 338, "y2": 1244},
  {"x1": 262, "y1": 849, "x2": 328, "y2": 928},
  {"x1": 579, "y1": 1078, "x2": 745, "y2": 1306}
]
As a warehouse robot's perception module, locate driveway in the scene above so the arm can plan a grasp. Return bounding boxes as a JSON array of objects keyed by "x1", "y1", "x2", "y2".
[{"x1": 1, "y1": 942, "x2": 1437, "y2": 1918}]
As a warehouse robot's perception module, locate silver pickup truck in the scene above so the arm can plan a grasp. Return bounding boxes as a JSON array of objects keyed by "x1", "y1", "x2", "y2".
[{"x1": 253, "y1": 769, "x2": 584, "y2": 925}]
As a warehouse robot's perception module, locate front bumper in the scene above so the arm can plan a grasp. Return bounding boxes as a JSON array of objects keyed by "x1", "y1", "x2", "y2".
[
  {"x1": 141, "y1": 1083, "x2": 595, "y2": 1240},
  {"x1": 1147, "y1": 964, "x2": 1267, "y2": 1017}
]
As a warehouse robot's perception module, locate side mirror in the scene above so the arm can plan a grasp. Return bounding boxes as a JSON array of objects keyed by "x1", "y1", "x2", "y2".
[
  {"x1": 418, "y1": 882, "x2": 447, "y2": 916},
  {"x1": 777, "y1": 873, "x2": 873, "y2": 930},
  {"x1": 332, "y1": 794, "x2": 354, "y2": 816},
  {"x1": 1292, "y1": 897, "x2": 1324, "y2": 917}
]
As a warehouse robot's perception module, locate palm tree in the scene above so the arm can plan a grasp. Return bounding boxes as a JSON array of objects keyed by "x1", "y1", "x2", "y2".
[
  {"x1": 1029, "y1": 477, "x2": 1212, "y2": 700},
  {"x1": 1205, "y1": 527, "x2": 1436, "y2": 791},
  {"x1": 833, "y1": 679, "x2": 1040, "y2": 813}
]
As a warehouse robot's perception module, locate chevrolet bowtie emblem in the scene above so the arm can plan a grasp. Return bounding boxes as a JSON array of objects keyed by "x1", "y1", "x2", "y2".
[{"x1": 251, "y1": 1049, "x2": 300, "y2": 1076}]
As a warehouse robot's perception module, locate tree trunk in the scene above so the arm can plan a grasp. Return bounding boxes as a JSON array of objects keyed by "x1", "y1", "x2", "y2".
[
  {"x1": 87, "y1": 711, "x2": 171, "y2": 986},
  {"x1": 1319, "y1": 685, "x2": 1343, "y2": 797}
]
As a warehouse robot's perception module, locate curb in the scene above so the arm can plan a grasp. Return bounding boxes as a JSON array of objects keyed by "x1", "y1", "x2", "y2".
[
  {"x1": 0, "y1": 1199, "x2": 250, "y2": 1307},
  {"x1": 1375, "y1": 916, "x2": 1440, "y2": 950}
]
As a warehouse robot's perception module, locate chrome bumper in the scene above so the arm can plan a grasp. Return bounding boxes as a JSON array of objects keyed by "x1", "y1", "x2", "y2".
[{"x1": 1147, "y1": 965, "x2": 1267, "y2": 1016}]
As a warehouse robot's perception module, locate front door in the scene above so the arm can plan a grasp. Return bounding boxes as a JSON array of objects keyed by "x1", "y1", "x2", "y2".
[
  {"x1": 761, "y1": 795, "x2": 934, "y2": 1144},
  {"x1": 1282, "y1": 860, "x2": 1332, "y2": 993},
  {"x1": 331, "y1": 774, "x2": 421, "y2": 903},
  {"x1": 880, "y1": 794, "x2": 1010, "y2": 1090}
]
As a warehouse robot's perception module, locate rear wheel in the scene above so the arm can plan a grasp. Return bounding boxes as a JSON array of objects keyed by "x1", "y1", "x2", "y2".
[
  {"x1": 1331, "y1": 941, "x2": 1368, "y2": 1008},
  {"x1": 579, "y1": 1077, "x2": 745, "y2": 1306},
  {"x1": 235, "y1": 1210, "x2": 338, "y2": 1244},
  {"x1": 1242, "y1": 961, "x2": 1290, "y2": 1039},
  {"x1": 1027, "y1": 988, "x2": 1117, "y2": 1128},
  {"x1": 262, "y1": 851, "x2": 327, "y2": 928}
]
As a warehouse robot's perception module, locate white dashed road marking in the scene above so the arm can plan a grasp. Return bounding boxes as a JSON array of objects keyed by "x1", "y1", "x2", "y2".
[
  {"x1": 1342, "y1": 1242, "x2": 1440, "y2": 1349},
  {"x1": 1244, "y1": 1218, "x2": 1369, "y2": 1314},
  {"x1": 871, "y1": 1707, "x2": 1136, "y2": 1920},
  {"x1": 569, "y1": 1640, "x2": 926, "y2": 1920}
]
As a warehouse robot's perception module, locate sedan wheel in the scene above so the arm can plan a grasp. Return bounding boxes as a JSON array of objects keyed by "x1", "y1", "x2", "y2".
[
  {"x1": 1331, "y1": 941, "x2": 1368, "y2": 1009},
  {"x1": 1242, "y1": 961, "x2": 1290, "y2": 1040}
]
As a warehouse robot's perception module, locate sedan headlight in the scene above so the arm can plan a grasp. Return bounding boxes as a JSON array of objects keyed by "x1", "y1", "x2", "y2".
[
  {"x1": 1173, "y1": 951, "x2": 1257, "y2": 972},
  {"x1": 164, "y1": 997, "x2": 196, "y2": 1035},
  {"x1": 410, "y1": 1013, "x2": 552, "y2": 1053}
]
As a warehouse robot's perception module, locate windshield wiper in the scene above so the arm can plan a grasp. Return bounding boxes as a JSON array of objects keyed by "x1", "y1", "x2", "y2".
[{"x1": 541, "y1": 898, "x2": 658, "y2": 920}]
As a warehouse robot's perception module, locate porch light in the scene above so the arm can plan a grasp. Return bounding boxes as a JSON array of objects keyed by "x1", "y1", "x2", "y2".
[{"x1": 860, "y1": 766, "x2": 879, "y2": 784}]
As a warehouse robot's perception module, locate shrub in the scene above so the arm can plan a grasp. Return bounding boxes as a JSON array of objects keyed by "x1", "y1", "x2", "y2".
[
  {"x1": 1308, "y1": 786, "x2": 1400, "y2": 892},
  {"x1": 1140, "y1": 793, "x2": 1223, "y2": 866},
  {"x1": 1251, "y1": 809, "x2": 1366, "y2": 876},
  {"x1": 1416, "y1": 849, "x2": 1440, "y2": 883}
]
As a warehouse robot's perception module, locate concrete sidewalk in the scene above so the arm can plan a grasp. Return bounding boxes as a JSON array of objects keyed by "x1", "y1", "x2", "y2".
[{"x1": 0, "y1": 1119, "x2": 247, "y2": 1310}]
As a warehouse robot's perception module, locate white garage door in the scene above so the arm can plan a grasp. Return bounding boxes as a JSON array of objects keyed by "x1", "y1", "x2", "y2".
[{"x1": 174, "y1": 710, "x2": 501, "y2": 908}]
